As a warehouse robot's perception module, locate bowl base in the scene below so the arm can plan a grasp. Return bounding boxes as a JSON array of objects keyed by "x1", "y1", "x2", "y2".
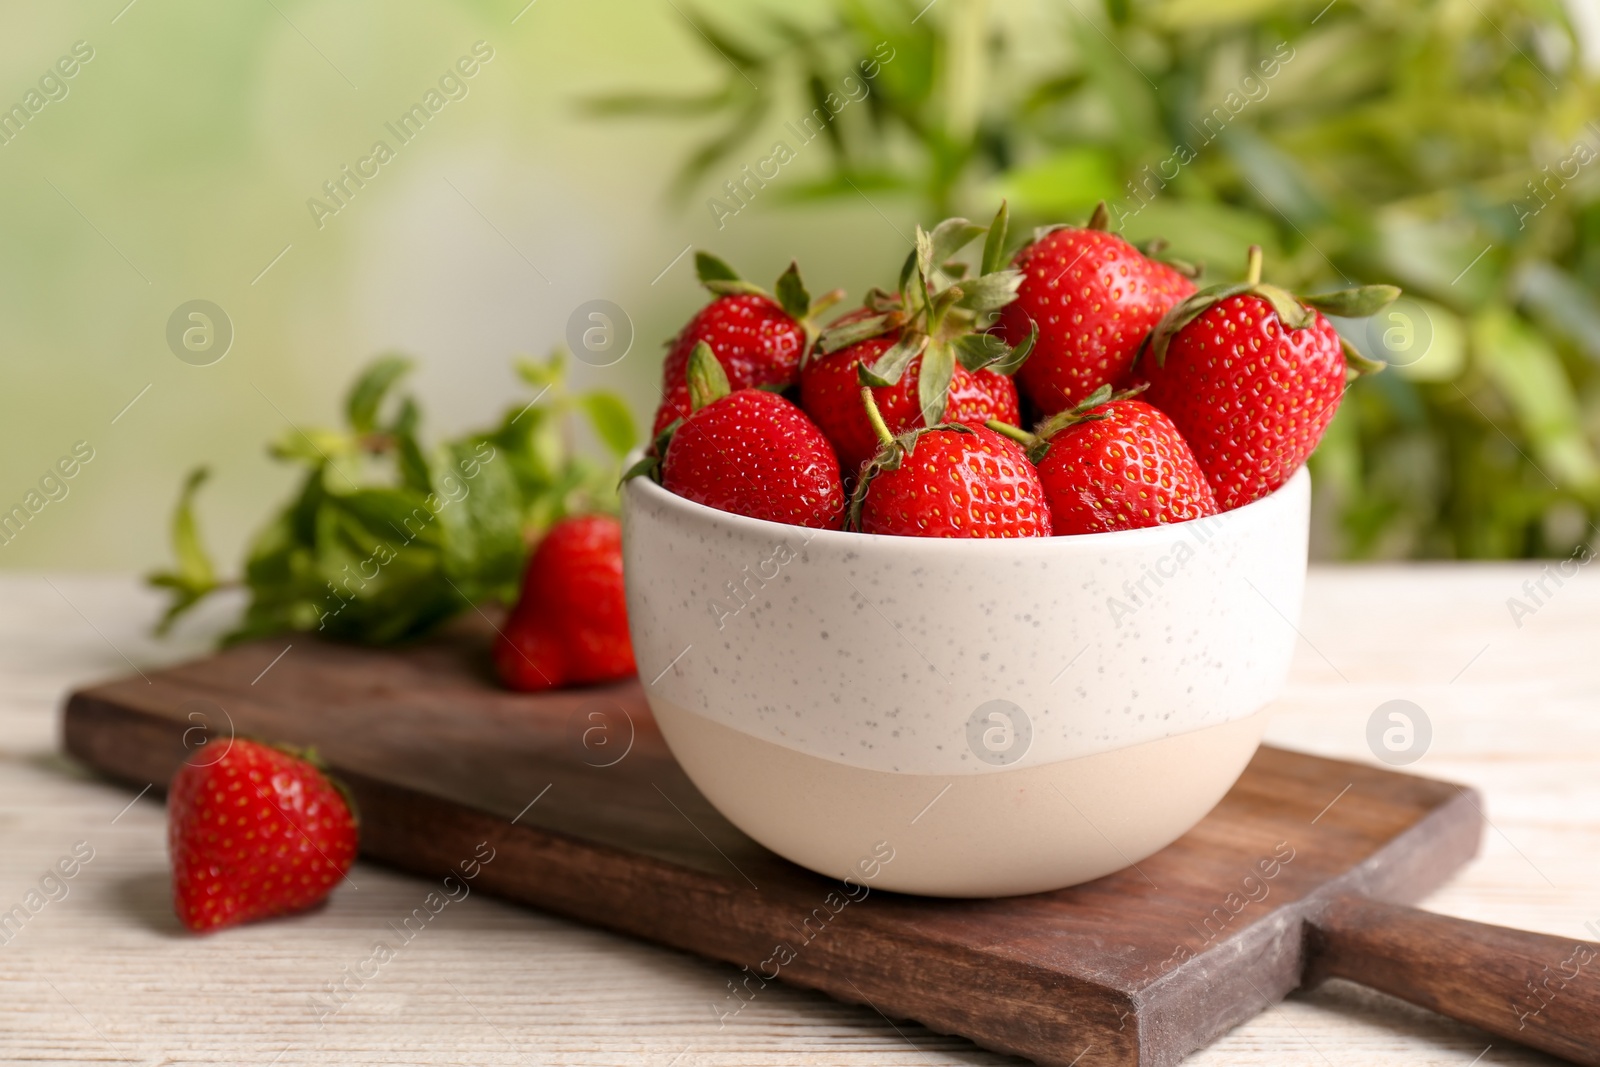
[{"x1": 651, "y1": 699, "x2": 1273, "y2": 897}]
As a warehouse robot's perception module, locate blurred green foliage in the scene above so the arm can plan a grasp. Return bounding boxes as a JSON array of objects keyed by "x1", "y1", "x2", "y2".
[
  {"x1": 149, "y1": 354, "x2": 635, "y2": 643},
  {"x1": 601, "y1": 0, "x2": 1600, "y2": 558}
]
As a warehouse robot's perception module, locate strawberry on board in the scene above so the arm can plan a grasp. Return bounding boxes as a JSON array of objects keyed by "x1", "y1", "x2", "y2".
[
  {"x1": 494, "y1": 514, "x2": 635, "y2": 692},
  {"x1": 635, "y1": 342, "x2": 845, "y2": 530},
  {"x1": 801, "y1": 204, "x2": 1034, "y2": 475},
  {"x1": 990, "y1": 385, "x2": 1217, "y2": 535},
  {"x1": 651, "y1": 255, "x2": 842, "y2": 437},
  {"x1": 848, "y1": 387, "x2": 1051, "y2": 538},
  {"x1": 169, "y1": 739, "x2": 358, "y2": 933},
  {"x1": 1137, "y1": 246, "x2": 1398, "y2": 512},
  {"x1": 996, "y1": 203, "x2": 1196, "y2": 417}
]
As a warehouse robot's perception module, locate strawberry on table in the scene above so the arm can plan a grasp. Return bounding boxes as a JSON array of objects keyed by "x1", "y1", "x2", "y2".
[
  {"x1": 651, "y1": 255, "x2": 841, "y2": 437},
  {"x1": 849, "y1": 388, "x2": 1051, "y2": 538},
  {"x1": 169, "y1": 739, "x2": 357, "y2": 933},
  {"x1": 635, "y1": 342, "x2": 845, "y2": 530},
  {"x1": 990, "y1": 386, "x2": 1217, "y2": 535},
  {"x1": 997, "y1": 203, "x2": 1196, "y2": 417},
  {"x1": 801, "y1": 205, "x2": 1035, "y2": 476},
  {"x1": 1137, "y1": 246, "x2": 1398, "y2": 512},
  {"x1": 495, "y1": 514, "x2": 635, "y2": 692}
]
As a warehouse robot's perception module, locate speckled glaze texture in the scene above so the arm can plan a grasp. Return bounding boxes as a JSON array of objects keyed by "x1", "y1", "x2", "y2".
[{"x1": 622, "y1": 467, "x2": 1309, "y2": 777}]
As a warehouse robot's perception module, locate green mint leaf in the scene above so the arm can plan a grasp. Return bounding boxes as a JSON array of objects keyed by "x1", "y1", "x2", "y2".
[{"x1": 345, "y1": 355, "x2": 413, "y2": 434}]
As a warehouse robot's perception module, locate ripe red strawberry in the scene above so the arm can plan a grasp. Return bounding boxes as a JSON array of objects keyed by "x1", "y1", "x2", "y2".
[
  {"x1": 495, "y1": 514, "x2": 634, "y2": 692},
  {"x1": 1137, "y1": 246, "x2": 1397, "y2": 511},
  {"x1": 804, "y1": 206, "x2": 1034, "y2": 474},
  {"x1": 635, "y1": 342, "x2": 844, "y2": 528},
  {"x1": 651, "y1": 255, "x2": 841, "y2": 437},
  {"x1": 169, "y1": 739, "x2": 357, "y2": 933},
  {"x1": 997, "y1": 204, "x2": 1196, "y2": 417},
  {"x1": 849, "y1": 390, "x2": 1050, "y2": 538},
  {"x1": 802, "y1": 329, "x2": 1020, "y2": 475},
  {"x1": 652, "y1": 379, "x2": 694, "y2": 440},
  {"x1": 993, "y1": 388, "x2": 1217, "y2": 534}
]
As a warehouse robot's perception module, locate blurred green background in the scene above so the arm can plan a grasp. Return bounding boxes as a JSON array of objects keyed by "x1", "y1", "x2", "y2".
[{"x1": 5, "y1": 0, "x2": 1600, "y2": 578}]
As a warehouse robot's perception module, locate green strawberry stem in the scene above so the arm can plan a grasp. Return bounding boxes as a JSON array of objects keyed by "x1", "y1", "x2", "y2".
[
  {"x1": 1040, "y1": 382, "x2": 1142, "y2": 432},
  {"x1": 985, "y1": 419, "x2": 1038, "y2": 448},
  {"x1": 861, "y1": 386, "x2": 895, "y2": 447},
  {"x1": 1245, "y1": 245, "x2": 1263, "y2": 286}
]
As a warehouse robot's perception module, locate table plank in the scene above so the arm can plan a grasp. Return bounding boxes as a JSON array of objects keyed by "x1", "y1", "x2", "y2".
[{"x1": 0, "y1": 568, "x2": 1593, "y2": 1066}]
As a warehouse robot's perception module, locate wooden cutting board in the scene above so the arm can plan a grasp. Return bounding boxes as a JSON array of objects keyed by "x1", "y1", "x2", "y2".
[{"x1": 61, "y1": 629, "x2": 1600, "y2": 1067}]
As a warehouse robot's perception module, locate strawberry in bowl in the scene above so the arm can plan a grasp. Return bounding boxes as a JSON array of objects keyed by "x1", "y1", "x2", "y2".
[
  {"x1": 620, "y1": 214, "x2": 1398, "y2": 896},
  {"x1": 651, "y1": 254, "x2": 841, "y2": 438},
  {"x1": 997, "y1": 202, "x2": 1196, "y2": 417},
  {"x1": 801, "y1": 207, "x2": 1031, "y2": 476}
]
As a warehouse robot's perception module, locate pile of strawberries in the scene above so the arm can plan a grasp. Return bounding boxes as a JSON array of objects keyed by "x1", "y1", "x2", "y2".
[{"x1": 631, "y1": 202, "x2": 1398, "y2": 538}]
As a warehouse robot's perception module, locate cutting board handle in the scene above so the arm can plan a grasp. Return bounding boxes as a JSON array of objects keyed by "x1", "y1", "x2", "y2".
[{"x1": 1308, "y1": 894, "x2": 1600, "y2": 1065}]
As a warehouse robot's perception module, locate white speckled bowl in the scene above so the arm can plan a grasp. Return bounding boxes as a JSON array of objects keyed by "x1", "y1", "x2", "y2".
[{"x1": 621, "y1": 468, "x2": 1310, "y2": 897}]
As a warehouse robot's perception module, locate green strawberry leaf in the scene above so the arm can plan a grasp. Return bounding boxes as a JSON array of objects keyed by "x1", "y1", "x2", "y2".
[
  {"x1": 857, "y1": 331, "x2": 927, "y2": 387},
  {"x1": 817, "y1": 312, "x2": 898, "y2": 354},
  {"x1": 774, "y1": 261, "x2": 810, "y2": 321},
  {"x1": 954, "y1": 269, "x2": 1024, "y2": 312},
  {"x1": 928, "y1": 217, "x2": 986, "y2": 269},
  {"x1": 992, "y1": 320, "x2": 1038, "y2": 376},
  {"x1": 1144, "y1": 283, "x2": 1253, "y2": 367},
  {"x1": 863, "y1": 287, "x2": 900, "y2": 313},
  {"x1": 911, "y1": 227, "x2": 936, "y2": 317},
  {"x1": 1303, "y1": 285, "x2": 1402, "y2": 320},
  {"x1": 687, "y1": 340, "x2": 731, "y2": 410},
  {"x1": 1253, "y1": 284, "x2": 1317, "y2": 331},
  {"x1": 623, "y1": 418, "x2": 682, "y2": 486},
  {"x1": 917, "y1": 340, "x2": 956, "y2": 427},
  {"x1": 695, "y1": 251, "x2": 741, "y2": 285},
  {"x1": 981, "y1": 200, "x2": 1010, "y2": 277},
  {"x1": 952, "y1": 332, "x2": 1010, "y2": 372},
  {"x1": 621, "y1": 453, "x2": 660, "y2": 483},
  {"x1": 703, "y1": 279, "x2": 767, "y2": 297},
  {"x1": 1339, "y1": 336, "x2": 1385, "y2": 380},
  {"x1": 896, "y1": 247, "x2": 917, "y2": 300}
]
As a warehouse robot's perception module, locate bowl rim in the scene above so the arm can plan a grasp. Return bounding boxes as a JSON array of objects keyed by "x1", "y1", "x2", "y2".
[{"x1": 623, "y1": 463, "x2": 1310, "y2": 555}]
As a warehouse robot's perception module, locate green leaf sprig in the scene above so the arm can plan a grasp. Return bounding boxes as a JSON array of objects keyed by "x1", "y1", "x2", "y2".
[{"x1": 147, "y1": 352, "x2": 636, "y2": 645}]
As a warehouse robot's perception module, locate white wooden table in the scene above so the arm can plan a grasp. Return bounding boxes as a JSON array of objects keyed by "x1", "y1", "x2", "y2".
[{"x1": 1, "y1": 567, "x2": 1595, "y2": 1066}]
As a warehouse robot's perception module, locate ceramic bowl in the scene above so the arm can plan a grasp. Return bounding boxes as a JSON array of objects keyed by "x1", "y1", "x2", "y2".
[{"x1": 620, "y1": 468, "x2": 1310, "y2": 897}]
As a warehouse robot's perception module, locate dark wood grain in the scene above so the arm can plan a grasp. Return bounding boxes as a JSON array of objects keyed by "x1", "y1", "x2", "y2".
[
  {"x1": 60, "y1": 631, "x2": 1536, "y2": 1066},
  {"x1": 1308, "y1": 896, "x2": 1600, "y2": 1065}
]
